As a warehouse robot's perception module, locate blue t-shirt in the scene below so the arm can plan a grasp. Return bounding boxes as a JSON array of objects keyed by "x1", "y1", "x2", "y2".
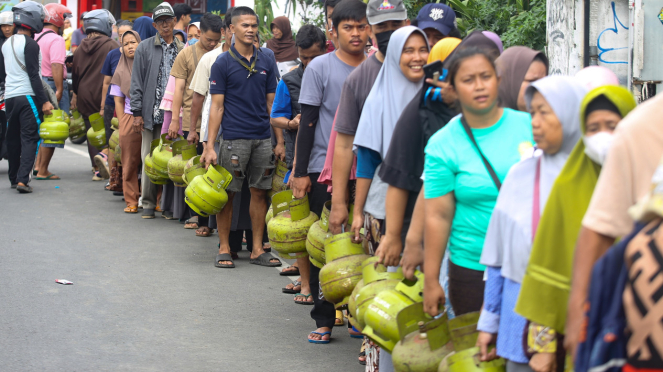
[
  {"x1": 100, "y1": 48, "x2": 121, "y2": 107},
  {"x1": 270, "y1": 79, "x2": 292, "y2": 119},
  {"x1": 209, "y1": 45, "x2": 278, "y2": 140},
  {"x1": 423, "y1": 108, "x2": 534, "y2": 271}
]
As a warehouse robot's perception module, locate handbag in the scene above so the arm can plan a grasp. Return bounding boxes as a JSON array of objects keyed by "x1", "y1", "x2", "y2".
[{"x1": 10, "y1": 35, "x2": 59, "y2": 109}]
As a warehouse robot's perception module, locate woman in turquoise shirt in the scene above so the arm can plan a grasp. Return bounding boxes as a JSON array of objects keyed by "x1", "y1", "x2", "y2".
[{"x1": 422, "y1": 47, "x2": 534, "y2": 316}]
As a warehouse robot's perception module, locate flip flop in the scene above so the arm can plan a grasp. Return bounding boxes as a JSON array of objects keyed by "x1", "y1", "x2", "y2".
[
  {"x1": 17, "y1": 185, "x2": 32, "y2": 193},
  {"x1": 334, "y1": 310, "x2": 344, "y2": 326},
  {"x1": 279, "y1": 265, "x2": 300, "y2": 276},
  {"x1": 214, "y1": 253, "x2": 235, "y2": 268},
  {"x1": 282, "y1": 280, "x2": 301, "y2": 294},
  {"x1": 349, "y1": 326, "x2": 363, "y2": 339},
  {"x1": 196, "y1": 227, "x2": 212, "y2": 237},
  {"x1": 294, "y1": 293, "x2": 314, "y2": 305},
  {"x1": 35, "y1": 174, "x2": 60, "y2": 180},
  {"x1": 249, "y1": 252, "x2": 282, "y2": 267},
  {"x1": 184, "y1": 217, "x2": 199, "y2": 229},
  {"x1": 308, "y1": 331, "x2": 331, "y2": 344}
]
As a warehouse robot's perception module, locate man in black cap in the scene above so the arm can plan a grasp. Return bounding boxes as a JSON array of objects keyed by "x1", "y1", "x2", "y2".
[
  {"x1": 130, "y1": 2, "x2": 184, "y2": 219},
  {"x1": 413, "y1": 3, "x2": 461, "y2": 48}
]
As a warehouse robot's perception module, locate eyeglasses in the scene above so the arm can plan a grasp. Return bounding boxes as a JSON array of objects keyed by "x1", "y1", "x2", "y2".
[{"x1": 155, "y1": 17, "x2": 175, "y2": 26}]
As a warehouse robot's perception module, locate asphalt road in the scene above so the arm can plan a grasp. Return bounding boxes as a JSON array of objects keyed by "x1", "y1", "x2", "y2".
[{"x1": 0, "y1": 141, "x2": 364, "y2": 372}]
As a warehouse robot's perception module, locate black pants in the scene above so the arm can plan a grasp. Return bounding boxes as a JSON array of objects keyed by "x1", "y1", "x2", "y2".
[
  {"x1": 103, "y1": 104, "x2": 114, "y2": 144},
  {"x1": 307, "y1": 173, "x2": 336, "y2": 329},
  {"x1": 448, "y1": 260, "x2": 485, "y2": 316},
  {"x1": 6, "y1": 96, "x2": 41, "y2": 185},
  {"x1": 230, "y1": 229, "x2": 253, "y2": 252},
  {"x1": 0, "y1": 110, "x2": 7, "y2": 160}
]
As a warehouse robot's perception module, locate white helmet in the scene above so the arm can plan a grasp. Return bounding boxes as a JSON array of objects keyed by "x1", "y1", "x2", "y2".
[{"x1": 0, "y1": 11, "x2": 12, "y2": 26}]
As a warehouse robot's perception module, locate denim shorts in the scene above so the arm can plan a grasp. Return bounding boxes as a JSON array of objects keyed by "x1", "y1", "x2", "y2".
[{"x1": 217, "y1": 136, "x2": 275, "y2": 193}]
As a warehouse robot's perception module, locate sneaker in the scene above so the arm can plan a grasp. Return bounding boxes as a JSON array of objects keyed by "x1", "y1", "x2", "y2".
[
  {"x1": 94, "y1": 153, "x2": 110, "y2": 179},
  {"x1": 92, "y1": 171, "x2": 104, "y2": 181},
  {"x1": 16, "y1": 184, "x2": 33, "y2": 193},
  {"x1": 142, "y1": 208, "x2": 155, "y2": 219}
]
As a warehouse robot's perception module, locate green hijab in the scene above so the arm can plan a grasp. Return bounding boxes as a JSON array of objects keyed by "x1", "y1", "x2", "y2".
[{"x1": 515, "y1": 85, "x2": 637, "y2": 333}]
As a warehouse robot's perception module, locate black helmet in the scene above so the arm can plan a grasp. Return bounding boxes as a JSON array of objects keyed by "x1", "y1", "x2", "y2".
[
  {"x1": 83, "y1": 9, "x2": 115, "y2": 37},
  {"x1": 12, "y1": 1, "x2": 46, "y2": 34}
]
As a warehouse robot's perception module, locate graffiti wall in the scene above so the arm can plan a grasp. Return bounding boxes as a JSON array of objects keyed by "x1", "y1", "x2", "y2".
[{"x1": 590, "y1": 0, "x2": 630, "y2": 84}]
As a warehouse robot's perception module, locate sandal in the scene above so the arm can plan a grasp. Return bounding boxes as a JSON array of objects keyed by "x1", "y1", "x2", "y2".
[
  {"x1": 35, "y1": 174, "x2": 61, "y2": 180},
  {"x1": 196, "y1": 226, "x2": 212, "y2": 237},
  {"x1": 279, "y1": 264, "x2": 300, "y2": 276},
  {"x1": 358, "y1": 339, "x2": 367, "y2": 365},
  {"x1": 282, "y1": 280, "x2": 301, "y2": 294},
  {"x1": 294, "y1": 293, "x2": 314, "y2": 305},
  {"x1": 263, "y1": 242, "x2": 271, "y2": 253},
  {"x1": 334, "y1": 310, "x2": 344, "y2": 326},
  {"x1": 124, "y1": 206, "x2": 138, "y2": 213},
  {"x1": 308, "y1": 331, "x2": 331, "y2": 344},
  {"x1": 184, "y1": 216, "x2": 199, "y2": 229},
  {"x1": 349, "y1": 326, "x2": 363, "y2": 339},
  {"x1": 249, "y1": 252, "x2": 281, "y2": 267},
  {"x1": 214, "y1": 253, "x2": 235, "y2": 268}
]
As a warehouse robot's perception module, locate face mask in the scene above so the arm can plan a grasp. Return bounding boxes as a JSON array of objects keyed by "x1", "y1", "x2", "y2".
[
  {"x1": 375, "y1": 29, "x2": 395, "y2": 57},
  {"x1": 583, "y1": 131, "x2": 614, "y2": 165},
  {"x1": 188, "y1": 38, "x2": 198, "y2": 45}
]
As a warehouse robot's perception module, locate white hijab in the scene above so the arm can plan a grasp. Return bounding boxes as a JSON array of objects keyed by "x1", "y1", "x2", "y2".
[
  {"x1": 353, "y1": 26, "x2": 429, "y2": 158},
  {"x1": 480, "y1": 76, "x2": 587, "y2": 283}
]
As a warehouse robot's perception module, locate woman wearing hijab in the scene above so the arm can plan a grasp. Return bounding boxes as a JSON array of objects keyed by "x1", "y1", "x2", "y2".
[
  {"x1": 132, "y1": 16, "x2": 157, "y2": 41},
  {"x1": 422, "y1": 46, "x2": 533, "y2": 318},
  {"x1": 374, "y1": 37, "x2": 461, "y2": 274},
  {"x1": 110, "y1": 30, "x2": 142, "y2": 213},
  {"x1": 266, "y1": 16, "x2": 299, "y2": 77},
  {"x1": 187, "y1": 22, "x2": 200, "y2": 45},
  {"x1": 496, "y1": 46, "x2": 549, "y2": 112},
  {"x1": 476, "y1": 76, "x2": 586, "y2": 371},
  {"x1": 351, "y1": 26, "x2": 429, "y2": 254},
  {"x1": 515, "y1": 85, "x2": 636, "y2": 370}
]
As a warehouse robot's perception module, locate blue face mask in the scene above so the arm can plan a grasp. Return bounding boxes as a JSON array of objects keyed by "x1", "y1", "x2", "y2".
[{"x1": 188, "y1": 38, "x2": 198, "y2": 45}]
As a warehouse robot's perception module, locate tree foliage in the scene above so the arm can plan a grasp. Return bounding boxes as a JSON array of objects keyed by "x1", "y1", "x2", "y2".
[{"x1": 404, "y1": 0, "x2": 546, "y2": 51}]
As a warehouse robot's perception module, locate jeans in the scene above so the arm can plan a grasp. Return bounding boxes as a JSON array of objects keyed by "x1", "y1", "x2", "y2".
[{"x1": 42, "y1": 77, "x2": 69, "y2": 114}]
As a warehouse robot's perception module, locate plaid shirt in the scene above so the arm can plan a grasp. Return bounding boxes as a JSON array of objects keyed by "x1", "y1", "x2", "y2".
[{"x1": 153, "y1": 34, "x2": 178, "y2": 125}]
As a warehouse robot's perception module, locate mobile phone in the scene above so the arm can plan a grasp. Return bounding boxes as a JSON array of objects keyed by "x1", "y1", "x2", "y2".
[{"x1": 424, "y1": 60, "x2": 444, "y2": 82}]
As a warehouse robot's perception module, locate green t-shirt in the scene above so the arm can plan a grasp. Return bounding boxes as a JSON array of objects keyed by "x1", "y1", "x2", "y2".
[{"x1": 424, "y1": 108, "x2": 534, "y2": 271}]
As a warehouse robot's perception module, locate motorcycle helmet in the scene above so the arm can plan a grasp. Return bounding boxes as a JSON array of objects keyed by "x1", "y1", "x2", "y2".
[
  {"x1": 83, "y1": 9, "x2": 115, "y2": 37},
  {"x1": 0, "y1": 11, "x2": 13, "y2": 26},
  {"x1": 44, "y1": 3, "x2": 72, "y2": 29},
  {"x1": 12, "y1": 1, "x2": 46, "y2": 34}
]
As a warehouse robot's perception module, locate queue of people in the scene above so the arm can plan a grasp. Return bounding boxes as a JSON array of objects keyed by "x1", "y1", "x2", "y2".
[{"x1": 2, "y1": 0, "x2": 663, "y2": 371}]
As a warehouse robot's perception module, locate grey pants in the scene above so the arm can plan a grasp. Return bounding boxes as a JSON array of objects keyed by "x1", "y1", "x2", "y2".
[
  {"x1": 507, "y1": 360, "x2": 534, "y2": 372},
  {"x1": 140, "y1": 124, "x2": 162, "y2": 210}
]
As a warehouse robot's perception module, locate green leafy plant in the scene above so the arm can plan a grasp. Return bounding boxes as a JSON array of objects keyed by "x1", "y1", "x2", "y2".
[
  {"x1": 255, "y1": 0, "x2": 276, "y2": 42},
  {"x1": 403, "y1": 0, "x2": 546, "y2": 50}
]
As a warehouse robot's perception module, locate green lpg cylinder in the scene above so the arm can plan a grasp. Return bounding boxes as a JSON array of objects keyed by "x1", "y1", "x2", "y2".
[
  {"x1": 86, "y1": 112, "x2": 106, "y2": 149},
  {"x1": 40, "y1": 109, "x2": 69, "y2": 147},
  {"x1": 306, "y1": 203, "x2": 354, "y2": 269},
  {"x1": 352, "y1": 257, "x2": 403, "y2": 331},
  {"x1": 363, "y1": 271, "x2": 425, "y2": 352},
  {"x1": 319, "y1": 232, "x2": 370, "y2": 309},
  {"x1": 109, "y1": 129, "x2": 119, "y2": 152},
  {"x1": 114, "y1": 144, "x2": 122, "y2": 165},
  {"x1": 267, "y1": 190, "x2": 319, "y2": 259},
  {"x1": 184, "y1": 164, "x2": 233, "y2": 217},
  {"x1": 438, "y1": 347, "x2": 506, "y2": 372},
  {"x1": 183, "y1": 155, "x2": 206, "y2": 186},
  {"x1": 145, "y1": 138, "x2": 169, "y2": 185},
  {"x1": 392, "y1": 303, "x2": 454, "y2": 372},
  {"x1": 168, "y1": 142, "x2": 197, "y2": 187},
  {"x1": 268, "y1": 159, "x2": 289, "y2": 198},
  {"x1": 153, "y1": 134, "x2": 179, "y2": 179}
]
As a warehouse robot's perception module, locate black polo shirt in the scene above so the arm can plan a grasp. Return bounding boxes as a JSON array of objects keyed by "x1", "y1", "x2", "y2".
[{"x1": 209, "y1": 44, "x2": 278, "y2": 140}]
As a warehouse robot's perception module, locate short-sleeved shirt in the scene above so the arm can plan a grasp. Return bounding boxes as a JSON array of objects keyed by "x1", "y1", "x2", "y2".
[
  {"x1": 209, "y1": 45, "x2": 278, "y2": 140},
  {"x1": 170, "y1": 40, "x2": 209, "y2": 132},
  {"x1": 424, "y1": 108, "x2": 533, "y2": 271},
  {"x1": 334, "y1": 54, "x2": 382, "y2": 136},
  {"x1": 190, "y1": 43, "x2": 225, "y2": 142},
  {"x1": 71, "y1": 28, "x2": 85, "y2": 47},
  {"x1": 270, "y1": 79, "x2": 292, "y2": 119},
  {"x1": 35, "y1": 30, "x2": 66, "y2": 78},
  {"x1": 101, "y1": 48, "x2": 121, "y2": 107},
  {"x1": 109, "y1": 83, "x2": 131, "y2": 114},
  {"x1": 582, "y1": 94, "x2": 663, "y2": 238},
  {"x1": 299, "y1": 51, "x2": 357, "y2": 173}
]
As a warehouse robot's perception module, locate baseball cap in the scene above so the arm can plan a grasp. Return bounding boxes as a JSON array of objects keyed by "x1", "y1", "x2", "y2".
[
  {"x1": 366, "y1": 0, "x2": 407, "y2": 25},
  {"x1": 152, "y1": 2, "x2": 175, "y2": 20},
  {"x1": 414, "y1": 3, "x2": 456, "y2": 36}
]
